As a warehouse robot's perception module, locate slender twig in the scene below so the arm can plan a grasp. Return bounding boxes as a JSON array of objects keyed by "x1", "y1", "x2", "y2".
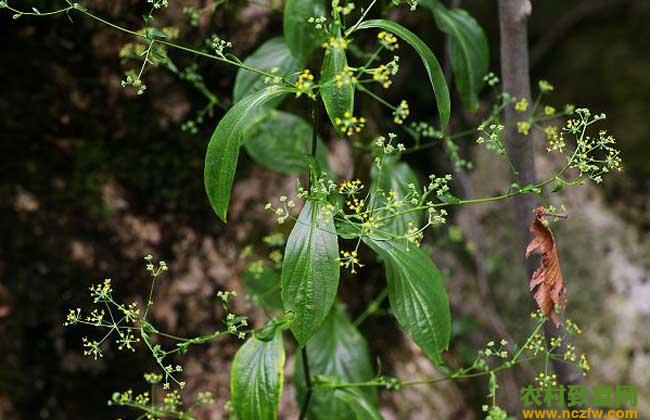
[
  {"x1": 346, "y1": 0, "x2": 379, "y2": 36},
  {"x1": 353, "y1": 287, "x2": 388, "y2": 326},
  {"x1": 298, "y1": 347, "x2": 313, "y2": 420}
]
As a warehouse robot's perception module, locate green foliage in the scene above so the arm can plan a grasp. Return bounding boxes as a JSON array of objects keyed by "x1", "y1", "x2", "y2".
[
  {"x1": 233, "y1": 37, "x2": 300, "y2": 105},
  {"x1": 370, "y1": 156, "x2": 422, "y2": 235},
  {"x1": 204, "y1": 85, "x2": 292, "y2": 222},
  {"x1": 294, "y1": 303, "x2": 378, "y2": 419},
  {"x1": 242, "y1": 261, "x2": 283, "y2": 311},
  {"x1": 424, "y1": 0, "x2": 490, "y2": 112},
  {"x1": 364, "y1": 238, "x2": 451, "y2": 364},
  {"x1": 283, "y1": 0, "x2": 327, "y2": 64},
  {"x1": 353, "y1": 19, "x2": 450, "y2": 129},
  {"x1": 320, "y1": 27, "x2": 356, "y2": 134},
  {"x1": 5, "y1": 1, "x2": 624, "y2": 419},
  {"x1": 331, "y1": 389, "x2": 383, "y2": 420},
  {"x1": 231, "y1": 329, "x2": 285, "y2": 420},
  {"x1": 281, "y1": 200, "x2": 340, "y2": 346},
  {"x1": 243, "y1": 110, "x2": 330, "y2": 174}
]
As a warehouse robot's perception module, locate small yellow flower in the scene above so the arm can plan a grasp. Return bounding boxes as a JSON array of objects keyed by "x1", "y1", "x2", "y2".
[
  {"x1": 538, "y1": 80, "x2": 554, "y2": 93},
  {"x1": 517, "y1": 121, "x2": 531, "y2": 135},
  {"x1": 335, "y1": 66, "x2": 356, "y2": 88},
  {"x1": 393, "y1": 100, "x2": 410, "y2": 125},
  {"x1": 514, "y1": 98, "x2": 528, "y2": 112},
  {"x1": 335, "y1": 112, "x2": 366, "y2": 136},
  {"x1": 377, "y1": 31, "x2": 399, "y2": 51},
  {"x1": 296, "y1": 69, "x2": 315, "y2": 98}
]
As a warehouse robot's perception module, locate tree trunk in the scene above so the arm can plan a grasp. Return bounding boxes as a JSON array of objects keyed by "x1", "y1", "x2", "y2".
[{"x1": 498, "y1": 0, "x2": 588, "y2": 389}]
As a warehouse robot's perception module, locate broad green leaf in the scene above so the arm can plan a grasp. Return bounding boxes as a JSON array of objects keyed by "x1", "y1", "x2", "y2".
[
  {"x1": 204, "y1": 85, "x2": 292, "y2": 222},
  {"x1": 370, "y1": 157, "x2": 422, "y2": 235},
  {"x1": 283, "y1": 0, "x2": 327, "y2": 63},
  {"x1": 424, "y1": 1, "x2": 489, "y2": 112},
  {"x1": 242, "y1": 262, "x2": 283, "y2": 311},
  {"x1": 294, "y1": 303, "x2": 378, "y2": 419},
  {"x1": 230, "y1": 329, "x2": 285, "y2": 420},
  {"x1": 332, "y1": 389, "x2": 383, "y2": 420},
  {"x1": 364, "y1": 238, "x2": 451, "y2": 364},
  {"x1": 243, "y1": 110, "x2": 330, "y2": 174},
  {"x1": 281, "y1": 200, "x2": 340, "y2": 346},
  {"x1": 353, "y1": 19, "x2": 450, "y2": 129},
  {"x1": 233, "y1": 37, "x2": 300, "y2": 104},
  {"x1": 320, "y1": 28, "x2": 355, "y2": 134}
]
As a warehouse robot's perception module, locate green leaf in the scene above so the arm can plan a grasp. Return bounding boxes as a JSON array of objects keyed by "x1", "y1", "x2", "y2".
[
  {"x1": 353, "y1": 19, "x2": 450, "y2": 129},
  {"x1": 233, "y1": 38, "x2": 300, "y2": 104},
  {"x1": 283, "y1": 0, "x2": 327, "y2": 63},
  {"x1": 243, "y1": 110, "x2": 330, "y2": 174},
  {"x1": 230, "y1": 329, "x2": 285, "y2": 420},
  {"x1": 364, "y1": 238, "x2": 451, "y2": 364},
  {"x1": 281, "y1": 200, "x2": 340, "y2": 346},
  {"x1": 242, "y1": 263, "x2": 283, "y2": 311},
  {"x1": 294, "y1": 303, "x2": 378, "y2": 419},
  {"x1": 204, "y1": 85, "x2": 292, "y2": 222},
  {"x1": 320, "y1": 27, "x2": 355, "y2": 134},
  {"x1": 425, "y1": 1, "x2": 489, "y2": 112},
  {"x1": 333, "y1": 389, "x2": 383, "y2": 420},
  {"x1": 145, "y1": 27, "x2": 168, "y2": 39},
  {"x1": 370, "y1": 157, "x2": 422, "y2": 235}
]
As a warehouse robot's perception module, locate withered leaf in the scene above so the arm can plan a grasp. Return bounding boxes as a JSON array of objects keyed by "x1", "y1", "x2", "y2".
[{"x1": 525, "y1": 207, "x2": 567, "y2": 326}]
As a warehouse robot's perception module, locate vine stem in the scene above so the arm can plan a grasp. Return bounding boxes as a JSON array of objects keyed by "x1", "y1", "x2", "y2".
[
  {"x1": 78, "y1": 9, "x2": 282, "y2": 81},
  {"x1": 346, "y1": 0, "x2": 379, "y2": 36},
  {"x1": 353, "y1": 287, "x2": 388, "y2": 326},
  {"x1": 4, "y1": 4, "x2": 293, "y2": 85},
  {"x1": 298, "y1": 347, "x2": 313, "y2": 420}
]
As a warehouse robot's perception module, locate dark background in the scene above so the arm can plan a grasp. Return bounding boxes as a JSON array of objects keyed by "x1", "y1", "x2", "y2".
[{"x1": 1, "y1": 0, "x2": 649, "y2": 419}]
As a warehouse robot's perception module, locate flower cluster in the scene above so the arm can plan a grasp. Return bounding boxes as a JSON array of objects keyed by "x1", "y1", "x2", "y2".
[
  {"x1": 484, "y1": 72, "x2": 500, "y2": 87},
  {"x1": 476, "y1": 123, "x2": 507, "y2": 155},
  {"x1": 565, "y1": 110, "x2": 622, "y2": 183},
  {"x1": 480, "y1": 339, "x2": 510, "y2": 360},
  {"x1": 536, "y1": 372, "x2": 558, "y2": 389},
  {"x1": 108, "y1": 373, "x2": 215, "y2": 419},
  {"x1": 377, "y1": 31, "x2": 399, "y2": 51},
  {"x1": 208, "y1": 34, "x2": 232, "y2": 57},
  {"x1": 332, "y1": 0, "x2": 355, "y2": 15},
  {"x1": 369, "y1": 56, "x2": 400, "y2": 89},
  {"x1": 121, "y1": 69, "x2": 147, "y2": 95},
  {"x1": 339, "y1": 250, "x2": 363, "y2": 274},
  {"x1": 514, "y1": 97, "x2": 528, "y2": 112},
  {"x1": 374, "y1": 133, "x2": 406, "y2": 166},
  {"x1": 335, "y1": 112, "x2": 367, "y2": 136},
  {"x1": 148, "y1": 0, "x2": 168, "y2": 9},
  {"x1": 335, "y1": 66, "x2": 356, "y2": 88},
  {"x1": 296, "y1": 69, "x2": 316, "y2": 98},
  {"x1": 323, "y1": 35, "x2": 348, "y2": 51},
  {"x1": 339, "y1": 179, "x2": 364, "y2": 195},
  {"x1": 64, "y1": 256, "x2": 245, "y2": 391},
  {"x1": 264, "y1": 195, "x2": 297, "y2": 224},
  {"x1": 544, "y1": 125, "x2": 565, "y2": 153},
  {"x1": 393, "y1": 100, "x2": 410, "y2": 125},
  {"x1": 307, "y1": 15, "x2": 327, "y2": 30}
]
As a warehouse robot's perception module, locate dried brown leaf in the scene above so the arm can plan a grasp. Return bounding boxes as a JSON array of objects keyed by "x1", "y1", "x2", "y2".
[{"x1": 525, "y1": 207, "x2": 567, "y2": 326}]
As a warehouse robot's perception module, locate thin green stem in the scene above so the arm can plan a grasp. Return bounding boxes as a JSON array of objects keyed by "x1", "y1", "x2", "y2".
[
  {"x1": 353, "y1": 288, "x2": 388, "y2": 326},
  {"x1": 298, "y1": 347, "x2": 313, "y2": 420},
  {"x1": 346, "y1": 0, "x2": 379, "y2": 36},
  {"x1": 11, "y1": 5, "x2": 294, "y2": 85},
  {"x1": 357, "y1": 83, "x2": 397, "y2": 110}
]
